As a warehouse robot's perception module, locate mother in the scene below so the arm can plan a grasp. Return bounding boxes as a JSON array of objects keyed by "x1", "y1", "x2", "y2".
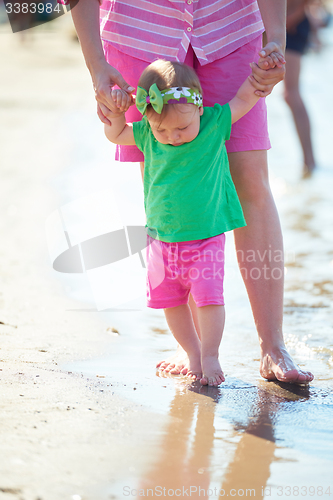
[{"x1": 69, "y1": 0, "x2": 313, "y2": 384}]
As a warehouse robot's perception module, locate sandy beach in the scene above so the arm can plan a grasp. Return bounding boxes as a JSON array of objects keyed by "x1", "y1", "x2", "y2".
[
  {"x1": 0, "y1": 17, "x2": 169, "y2": 500},
  {"x1": 1, "y1": 11, "x2": 333, "y2": 500}
]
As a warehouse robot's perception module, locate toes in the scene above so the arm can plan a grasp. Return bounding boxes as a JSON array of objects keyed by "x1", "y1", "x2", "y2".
[
  {"x1": 164, "y1": 363, "x2": 175, "y2": 373},
  {"x1": 297, "y1": 370, "x2": 314, "y2": 383},
  {"x1": 170, "y1": 364, "x2": 187, "y2": 374},
  {"x1": 158, "y1": 362, "x2": 191, "y2": 376},
  {"x1": 201, "y1": 373, "x2": 224, "y2": 386},
  {"x1": 169, "y1": 366, "x2": 182, "y2": 375},
  {"x1": 209, "y1": 377, "x2": 220, "y2": 387},
  {"x1": 157, "y1": 362, "x2": 168, "y2": 371},
  {"x1": 186, "y1": 371, "x2": 202, "y2": 381},
  {"x1": 159, "y1": 362, "x2": 175, "y2": 372},
  {"x1": 277, "y1": 369, "x2": 314, "y2": 384},
  {"x1": 157, "y1": 361, "x2": 172, "y2": 370}
]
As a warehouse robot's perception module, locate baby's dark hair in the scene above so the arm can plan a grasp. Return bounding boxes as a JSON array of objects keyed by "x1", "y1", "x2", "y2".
[{"x1": 138, "y1": 59, "x2": 203, "y2": 119}]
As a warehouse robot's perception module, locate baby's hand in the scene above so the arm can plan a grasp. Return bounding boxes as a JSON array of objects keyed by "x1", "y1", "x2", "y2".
[
  {"x1": 111, "y1": 88, "x2": 134, "y2": 113},
  {"x1": 248, "y1": 42, "x2": 286, "y2": 97},
  {"x1": 257, "y1": 51, "x2": 286, "y2": 70},
  {"x1": 257, "y1": 41, "x2": 286, "y2": 70}
]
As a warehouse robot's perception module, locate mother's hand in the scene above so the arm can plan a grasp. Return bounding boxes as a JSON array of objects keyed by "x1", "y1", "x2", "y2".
[{"x1": 91, "y1": 60, "x2": 135, "y2": 124}]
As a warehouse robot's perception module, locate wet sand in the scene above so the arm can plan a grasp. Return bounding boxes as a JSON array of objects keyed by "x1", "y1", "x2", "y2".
[{"x1": 1, "y1": 13, "x2": 333, "y2": 500}]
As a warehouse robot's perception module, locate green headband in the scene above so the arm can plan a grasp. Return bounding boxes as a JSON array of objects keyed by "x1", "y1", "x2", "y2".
[{"x1": 136, "y1": 84, "x2": 203, "y2": 115}]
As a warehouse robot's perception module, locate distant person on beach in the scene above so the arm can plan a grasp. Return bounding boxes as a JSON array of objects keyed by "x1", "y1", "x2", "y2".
[
  {"x1": 69, "y1": 0, "x2": 314, "y2": 384},
  {"x1": 103, "y1": 59, "x2": 284, "y2": 385},
  {"x1": 284, "y1": 0, "x2": 329, "y2": 177}
]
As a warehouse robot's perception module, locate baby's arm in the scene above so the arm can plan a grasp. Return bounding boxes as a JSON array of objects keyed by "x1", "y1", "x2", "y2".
[
  {"x1": 104, "y1": 89, "x2": 136, "y2": 145},
  {"x1": 229, "y1": 76, "x2": 261, "y2": 124}
]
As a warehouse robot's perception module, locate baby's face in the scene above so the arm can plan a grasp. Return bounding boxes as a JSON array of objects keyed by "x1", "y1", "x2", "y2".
[{"x1": 147, "y1": 104, "x2": 203, "y2": 147}]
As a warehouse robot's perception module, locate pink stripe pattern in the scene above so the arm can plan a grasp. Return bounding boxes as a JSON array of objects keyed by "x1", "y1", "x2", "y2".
[{"x1": 99, "y1": 0, "x2": 264, "y2": 65}]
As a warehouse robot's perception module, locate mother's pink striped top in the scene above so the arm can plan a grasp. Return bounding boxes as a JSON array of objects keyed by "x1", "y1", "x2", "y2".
[{"x1": 99, "y1": 0, "x2": 264, "y2": 66}]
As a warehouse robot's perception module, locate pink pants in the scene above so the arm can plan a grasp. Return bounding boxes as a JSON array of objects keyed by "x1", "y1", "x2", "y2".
[{"x1": 146, "y1": 234, "x2": 225, "y2": 309}]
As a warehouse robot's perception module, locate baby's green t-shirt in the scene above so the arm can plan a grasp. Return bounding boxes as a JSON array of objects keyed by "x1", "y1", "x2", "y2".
[{"x1": 133, "y1": 103, "x2": 246, "y2": 242}]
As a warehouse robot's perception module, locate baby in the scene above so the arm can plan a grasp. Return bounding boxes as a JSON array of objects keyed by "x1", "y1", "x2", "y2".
[{"x1": 104, "y1": 59, "x2": 267, "y2": 386}]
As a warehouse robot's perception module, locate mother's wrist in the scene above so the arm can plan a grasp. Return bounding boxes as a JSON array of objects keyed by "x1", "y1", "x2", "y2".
[
  {"x1": 265, "y1": 37, "x2": 286, "y2": 54},
  {"x1": 87, "y1": 56, "x2": 109, "y2": 77}
]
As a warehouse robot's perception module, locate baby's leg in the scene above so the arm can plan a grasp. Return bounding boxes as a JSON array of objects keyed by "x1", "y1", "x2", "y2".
[
  {"x1": 157, "y1": 294, "x2": 200, "y2": 374},
  {"x1": 163, "y1": 304, "x2": 202, "y2": 380},
  {"x1": 196, "y1": 305, "x2": 225, "y2": 386}
]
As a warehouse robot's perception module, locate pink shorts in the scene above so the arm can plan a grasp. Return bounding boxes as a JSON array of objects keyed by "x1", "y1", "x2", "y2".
[
  {"x1": 103, "y1": 36, "x2": 271, "y2": 162},
  {"x1": 146, "y1": 234, "x2": 225, "y2": 309}
]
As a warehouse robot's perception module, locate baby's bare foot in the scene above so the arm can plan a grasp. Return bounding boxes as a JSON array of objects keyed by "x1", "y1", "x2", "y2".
[
  {"x1": 260, "y1": 345, "x2": 314, "y2": 384},
  {"x1": 200, "y1": 355, "x2": 225, "y2": 387},
  {"x1": 186, "y1": 353, "x2": 202, "y2": 381},
  {"x1": 156, "y1": 345, "x2": 190, "y2": 375}
]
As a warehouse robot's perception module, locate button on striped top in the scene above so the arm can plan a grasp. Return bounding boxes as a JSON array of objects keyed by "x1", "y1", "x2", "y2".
[{"x1": 99, "y1": 0, "x2": 264, "y2": 66}]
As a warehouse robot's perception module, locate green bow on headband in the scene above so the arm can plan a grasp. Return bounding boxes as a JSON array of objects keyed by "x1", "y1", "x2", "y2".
[
  {"x1": 136, "y1": 84, "x2": 203, "y2": 115},
  {"x1": 136, "y1": 84, "x2": 163, "y2": 115}
]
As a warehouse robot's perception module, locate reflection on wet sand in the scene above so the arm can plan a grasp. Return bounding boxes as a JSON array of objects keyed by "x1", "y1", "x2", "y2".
[
  {"x1": 139, "y1": 382, "x2": 215, "y2": 498},
  {"x1": 137, "y1": 378, "x2": 311, "y2": 499},
  {"x1": 221, "y1": 382, "x2": 311, "y2": 499},
  {"x1": 220, "y1": 397, "x2": 276, "y2": 498}
]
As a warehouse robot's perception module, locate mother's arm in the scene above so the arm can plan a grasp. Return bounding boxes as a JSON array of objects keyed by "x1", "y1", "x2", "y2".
[
  {"x1": 257, "y1": 0, "x2": 287, "y2": 57},
  {"x1": 250, "y1": 0, "x2": 287, "y2": 96},
  {"x1": 69, "y1": 0, "x2": 134, "y2": 123}
]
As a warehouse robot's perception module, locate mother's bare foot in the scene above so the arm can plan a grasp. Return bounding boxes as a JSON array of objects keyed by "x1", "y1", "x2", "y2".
[
  {"x1": 156, "y1": 345, "x2": 190, "y2": 375},
  {"x1": 200, "y1": 355, "x2": 225, "y2": 386},
  {"x1": 260, "y1": 345, "x2": 314, "y2": 384}
]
